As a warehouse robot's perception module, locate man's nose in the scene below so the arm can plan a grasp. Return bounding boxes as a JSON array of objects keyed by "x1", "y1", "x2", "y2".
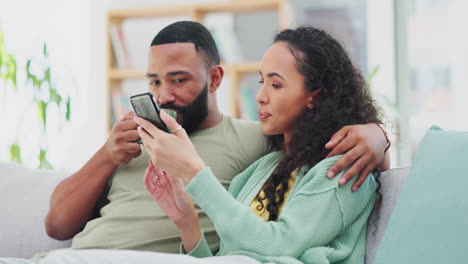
[{"x1": 157, "y1": 85, "x2": 176, "y2": 105}]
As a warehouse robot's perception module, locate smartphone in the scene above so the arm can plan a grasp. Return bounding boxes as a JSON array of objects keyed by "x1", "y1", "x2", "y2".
[{"x1": 130, "y1": 92, "x2": 170, "y2": 133}]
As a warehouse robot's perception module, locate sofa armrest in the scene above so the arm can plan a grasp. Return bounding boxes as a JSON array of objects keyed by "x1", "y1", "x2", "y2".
[{"x1": 0, "y1": 162, "x2": 72, "y2": 258}]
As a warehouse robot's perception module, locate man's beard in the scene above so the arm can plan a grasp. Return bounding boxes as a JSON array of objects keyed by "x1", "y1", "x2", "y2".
[{"x1": 160, "y1": 83, "x2": 209, "y2": 134}]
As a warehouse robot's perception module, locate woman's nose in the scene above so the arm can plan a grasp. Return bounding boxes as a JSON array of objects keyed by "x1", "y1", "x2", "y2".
[{"x1": 256, "y1": 85, "x2": 268, "y2": 105}]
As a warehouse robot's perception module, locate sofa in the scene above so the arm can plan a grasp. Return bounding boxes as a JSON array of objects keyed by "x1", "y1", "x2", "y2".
[
  {"x1": 2, "y1": 126, "x2": 466, "y2": 263},
  {"x1": 0, "y1": 162, "x2": 72, "y2": 258},
  {"x1": 0, "y1": 161, "x2": 410, "y2": 263}
]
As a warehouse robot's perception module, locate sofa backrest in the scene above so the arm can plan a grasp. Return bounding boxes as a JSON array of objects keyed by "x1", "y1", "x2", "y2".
[
  {"x1": 365, "y1": 167, "x2": 410, "y2": 264},
  {"x1": 1, "y1": 161, "x2": 411, "y2": 260},
  {"x1": 0, "y1": 162, "x2": 73, "y2": 258}
]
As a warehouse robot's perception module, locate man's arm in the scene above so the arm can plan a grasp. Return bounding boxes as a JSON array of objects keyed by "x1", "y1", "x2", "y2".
[
  {"x1": 45, "y1": 112, "x2": 141, "y2": 240},
  {"x1": 325, "y1": 123, "x2": 391, "y2": 191}
]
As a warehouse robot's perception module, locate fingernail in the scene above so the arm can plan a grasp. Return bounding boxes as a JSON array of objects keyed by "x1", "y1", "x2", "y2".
[
  {"x1": 327, "y1": 171, "x2": 335, "y2": 178},
  {"x1": 339, "y1": 178, "x2": 347, "y2": 185},
  {"x1": 352, "y1": 186, "x2": 358, "y2": 192}
]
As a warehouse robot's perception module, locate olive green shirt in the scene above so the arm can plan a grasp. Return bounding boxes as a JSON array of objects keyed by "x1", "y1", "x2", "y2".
[{"x1": 71, "y1": 116, "x2": 268, "y2": 253}]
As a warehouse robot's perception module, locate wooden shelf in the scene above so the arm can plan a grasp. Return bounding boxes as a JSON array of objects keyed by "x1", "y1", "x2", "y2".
[
  {"x1": 106, "y1": 0, "x2": 286, "y2": 130},
  {"x1": 108, "y1": 69, "x2": 146, "y2": 80},
  {"x1": 108, "y1": 0, "x2": 281, "y2": 21},
  {"x1": 223, "y1": 62, "x2": 261, "y2": 74},
  {"x1": 195, "y1": 0, "x2": 279, "y2": 14}
]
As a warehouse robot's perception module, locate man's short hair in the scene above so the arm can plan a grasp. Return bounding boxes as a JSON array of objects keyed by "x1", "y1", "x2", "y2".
[{"x1": 151, "y1": 21, "x2": 220, "y2": 68}]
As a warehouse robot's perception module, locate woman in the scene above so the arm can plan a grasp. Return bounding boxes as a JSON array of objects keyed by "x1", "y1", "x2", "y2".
[
  {"x1": 139, "y1": 26, "x2": 382, "y2": 263},
  {"x1": 42, "y1": 26, "x2": 381, "y2": 264}
]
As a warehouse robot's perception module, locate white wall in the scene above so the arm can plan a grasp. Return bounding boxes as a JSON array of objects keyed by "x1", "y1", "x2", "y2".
[
  {"x1": 0, "y1": 0, "x2": 107, "y2": 171},
  {"x1": 0, "y1": 0, "x2": 233, "y2": 171},
  {"x1": 366, "y1": 0, "x2": 398, "y2": 167},
  {"x1": 1, "y1": 0, "x2": 407, "y2": 170}
]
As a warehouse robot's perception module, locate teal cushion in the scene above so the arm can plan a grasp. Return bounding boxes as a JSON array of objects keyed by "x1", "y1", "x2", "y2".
[{"x1": 373, "y1": 126, "x2": 468, "y2": 263}]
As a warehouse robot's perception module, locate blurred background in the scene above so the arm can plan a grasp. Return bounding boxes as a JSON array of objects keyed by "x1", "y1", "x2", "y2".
[{"x1": 0, "y1": 0, "x2": 467, "y2": 171}]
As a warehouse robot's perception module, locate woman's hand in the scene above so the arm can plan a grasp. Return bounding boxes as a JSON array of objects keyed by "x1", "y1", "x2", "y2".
[
  {"x1": 144, "y1": 159, "x2": 198, "y2": 226},
  {"x1": 144, "y1": 159, "x2": 202, "y2": 252},
  {"x1": 134, "y1": 111, "x2": 206, "y2": 184}
]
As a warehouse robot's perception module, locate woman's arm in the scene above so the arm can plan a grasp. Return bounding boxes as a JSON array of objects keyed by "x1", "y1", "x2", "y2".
[{"x1": 186, "y1": 157, "x2": 376, "y2": 258}]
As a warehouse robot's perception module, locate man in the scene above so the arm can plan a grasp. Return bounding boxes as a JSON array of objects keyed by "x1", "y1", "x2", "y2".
[{"x1": 2, "y1": 21, "x2": 389, "y2": 263}]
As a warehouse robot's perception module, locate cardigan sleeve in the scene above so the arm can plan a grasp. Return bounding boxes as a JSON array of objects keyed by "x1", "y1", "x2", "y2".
[
  {"x1": 180, "y1": 231, "x2": 214, "y2": 258},
  {"x1": 185, "y1": 157, "x2": 376, "y2": 258},
  {"x1": 180, "y1": 153, "x2": 269, "y2": 257}
]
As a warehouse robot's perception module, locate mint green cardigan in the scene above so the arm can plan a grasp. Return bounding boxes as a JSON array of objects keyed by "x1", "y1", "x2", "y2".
[{"x1": 184, "y1": 152, "x2": 376, "y2": 264}]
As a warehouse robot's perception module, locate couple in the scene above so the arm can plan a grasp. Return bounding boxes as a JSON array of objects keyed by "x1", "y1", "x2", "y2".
[{"x1": 38, "y1": 21, "x2": 388, "y2": 264}]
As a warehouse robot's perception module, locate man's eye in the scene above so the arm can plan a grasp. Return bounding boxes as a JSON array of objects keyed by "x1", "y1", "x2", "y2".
[
  {"x1": 149, "y1": 80, "x2": 160, "y2": 86},
  {"x1": 174, "y1": 78, "x2": 187, "y2": 84}
]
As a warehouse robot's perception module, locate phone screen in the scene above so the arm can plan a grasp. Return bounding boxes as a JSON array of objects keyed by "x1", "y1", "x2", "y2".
[{"x1": 130, "y1": 92, "x2": 169, "y2": 132}]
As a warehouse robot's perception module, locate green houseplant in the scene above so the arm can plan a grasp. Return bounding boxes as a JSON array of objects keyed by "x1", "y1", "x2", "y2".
[{"x1": 0, "y1": 28, "x2": 71, "y2": 169}]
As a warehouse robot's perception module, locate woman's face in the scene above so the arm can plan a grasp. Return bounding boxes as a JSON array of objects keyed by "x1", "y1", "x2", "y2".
[{"x1": 256, "y1": 41, "x2": 315, "y2": 137}]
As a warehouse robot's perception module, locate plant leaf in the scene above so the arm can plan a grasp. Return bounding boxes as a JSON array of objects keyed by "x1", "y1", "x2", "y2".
[
  {"x1": 8, "y1": 54, "x2": 17, "y2": 90},
  {"x1": 26, "y1": 59, "x2": 31, "y2": 73},
  {"x1": 9, "y1": 143, "x2": 22, "y2": 163},
  {"x1": 50, "y1": 88, "x2": 62, "y2": 106},
  {"x1": 45, "y1": 67, "x2": 51, "y2": 84},
  {"x1": 43, "y1": 43, "x2": 48, "y2": 57},
  {"x1": 39, "y1": 148, "x2": 53, "y2": 170},
  {"x1": 37, "y1": 100, "x2": 48, "y2": 128},
  {"x1": 367, "y1": 65, "x2": 381, "y2": 84},
  {"x1": 0, "y1": 52, "x2": 3, "y2": 74},
  {"x1": 66, "y1": 96, "x2": 71, "y2": 120}
]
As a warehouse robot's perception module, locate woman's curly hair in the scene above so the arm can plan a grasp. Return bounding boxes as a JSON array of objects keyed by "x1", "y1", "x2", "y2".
[{"x1": 257, "y1": 26, "x2": 383, "y2": 221}]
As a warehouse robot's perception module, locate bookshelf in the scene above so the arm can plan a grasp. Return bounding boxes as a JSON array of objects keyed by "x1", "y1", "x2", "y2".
[{"x1": 106, "y1": 0, "x2": 288, "y2": 132}]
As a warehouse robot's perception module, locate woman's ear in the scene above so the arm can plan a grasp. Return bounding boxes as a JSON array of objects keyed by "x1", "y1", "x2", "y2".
[{"x1": 306, "y1": 89, "x2": 321, "y2": 109}]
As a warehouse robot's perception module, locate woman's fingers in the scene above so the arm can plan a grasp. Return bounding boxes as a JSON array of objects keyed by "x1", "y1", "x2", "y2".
[
  {"x1": 134, "y1": 116, "x2": 164, "y2": 138},
  {"x1": 144, "y1": 166, "x2": 156, "y2": 193},
  {"x1": 160, "y1": 111, "x2": 187, "y2": 137}
]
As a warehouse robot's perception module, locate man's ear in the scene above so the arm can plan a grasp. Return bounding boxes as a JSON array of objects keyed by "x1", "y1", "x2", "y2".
[{"x1": 208, "y1": 65, "x2": 224, "y2": 93}]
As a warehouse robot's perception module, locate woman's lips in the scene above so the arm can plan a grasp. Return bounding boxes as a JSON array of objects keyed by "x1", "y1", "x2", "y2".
[{"x1": 258, "y1": 112, "x2": 271, "y2": 120}]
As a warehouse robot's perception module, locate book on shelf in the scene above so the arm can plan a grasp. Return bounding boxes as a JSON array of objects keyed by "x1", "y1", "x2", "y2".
[
  {"x1": 110, "y1": 88, "x2": 133, "y2": 124},
  {"x1": 109, "y1": 24, "x2": 131, "y2": 68},
  {"x1": 110, "y1": 80, "x2": 148, "y2": 125}
]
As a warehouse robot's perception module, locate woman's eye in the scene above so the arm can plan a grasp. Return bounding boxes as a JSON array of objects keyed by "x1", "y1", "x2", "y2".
[
  {"x1": 272, "y1": 83, "x2": 282, "y2": 89},
  {"x1": 258, "y1": 80, "x2": 264, "y2": 84}
]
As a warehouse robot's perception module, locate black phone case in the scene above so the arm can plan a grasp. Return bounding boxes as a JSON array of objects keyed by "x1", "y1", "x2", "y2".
[{"x1": 130, "y1": 92, "x2": 170, "y2": 133}]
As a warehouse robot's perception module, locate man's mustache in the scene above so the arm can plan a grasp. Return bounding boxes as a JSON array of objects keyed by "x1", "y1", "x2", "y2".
[{"x1": 160, "y1": 103, "x2": 188, "y2": 113}]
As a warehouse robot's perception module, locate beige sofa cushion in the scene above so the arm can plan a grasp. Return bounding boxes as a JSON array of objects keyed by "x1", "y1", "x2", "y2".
[{"x1": 0, "y1": 162, "x2": 72, "y2": 258}]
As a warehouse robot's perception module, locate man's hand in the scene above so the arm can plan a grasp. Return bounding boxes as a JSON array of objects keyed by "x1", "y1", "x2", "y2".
[
  {"x1": 104, "y1": 112, "x2": 142, "y2": 165},
  {"x1": 325, "y1": 124, "x2": 389, "y2": 191}
]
